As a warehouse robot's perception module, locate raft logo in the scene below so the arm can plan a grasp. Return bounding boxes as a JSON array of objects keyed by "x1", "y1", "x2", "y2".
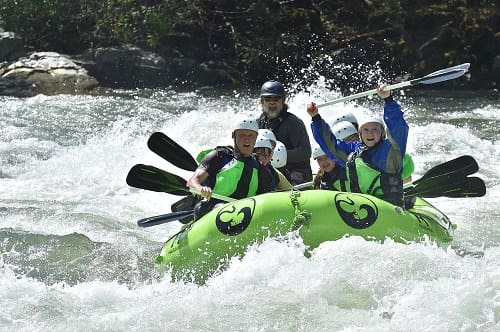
[
  {"x1": 334, "y1": 193, "x2": 378, "y2": 229},
  {"x1": 215, "y1": 198, "x2": 256, "y2": 236}
]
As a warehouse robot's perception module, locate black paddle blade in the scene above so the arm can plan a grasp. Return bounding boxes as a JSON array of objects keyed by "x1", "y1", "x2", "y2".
[
  {"x1": 405, "y1": 175, "x2": 486, "y2": 198},
  {"x1": 442, "y1": 177, "x2": 486, "y2": 198},
  {"x1": 147, "y1": 132, "x2": 198, "y2": 171},
  {"x1": 126, "y1": 164, "x2": 189, "y2": 196},
  {"x1": 171, "y1": 195, "x2": 200, "y2": 212},
  {"x1": 404, "y1": 173, "x2": 456, "y2": 198},
  {"x1": 413, "y1": 155, "x2": 478, "y2": 186},
  {"x1": 171, "y1": 195, "x2": 201, "y2": 223},
  {"x1": 137, "y1": 210, "x2": 194, "y2": 227}
]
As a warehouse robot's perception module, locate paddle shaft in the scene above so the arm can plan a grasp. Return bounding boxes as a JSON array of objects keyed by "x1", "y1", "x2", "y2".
[
  {"x1": 318, "y1": 63, "x2": 470, "y2": 108},
  {"x1": 137, "y1": 210, "x2": 194, "y2": 227}
]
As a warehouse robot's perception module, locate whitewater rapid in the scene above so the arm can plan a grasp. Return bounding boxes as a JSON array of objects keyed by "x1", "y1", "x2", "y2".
[{"x1": 1, "y1": 87, "x2": 499, "y2": 331}]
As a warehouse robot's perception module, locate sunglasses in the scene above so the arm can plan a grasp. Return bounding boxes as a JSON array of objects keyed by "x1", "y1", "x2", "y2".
[{"x1": 262, "y1": 96, "x2": 282, "y2": 102}]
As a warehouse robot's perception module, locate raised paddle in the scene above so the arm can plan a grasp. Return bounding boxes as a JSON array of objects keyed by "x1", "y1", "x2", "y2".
[
  {"x1": 147, "y1": 132, "x2": 198, "y2": 171},
  {"x1": 317, "y1": 63, "x2": 470, "y2": 108},
  {"x1": 126, "y1": 164, "x2": 235, "y2": 202}
]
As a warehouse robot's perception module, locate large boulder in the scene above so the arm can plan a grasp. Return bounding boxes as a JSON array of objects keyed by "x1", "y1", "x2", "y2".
[
  {"x1": 82, "y1": 44, "x2": 170, "y2": 88},
  {"x1": 0, "y1": 52, "x2": 98, "y2": 96}
]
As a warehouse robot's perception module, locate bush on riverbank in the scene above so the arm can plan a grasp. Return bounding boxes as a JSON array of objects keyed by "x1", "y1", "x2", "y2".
[{"x1": 1, "y1": 0, "x2": 498, "y2": 89}]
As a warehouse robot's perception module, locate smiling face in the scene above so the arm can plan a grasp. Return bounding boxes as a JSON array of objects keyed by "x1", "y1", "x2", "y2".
[
  {"x1": 360, "y1": 123, "x2": 384, "y2": 147},
  {"x1": 234, "y1": 129, "x2": 258, "y2": 156},
  {"x1": 261, "y1": 95, "x2": 284, "y2": 119}
]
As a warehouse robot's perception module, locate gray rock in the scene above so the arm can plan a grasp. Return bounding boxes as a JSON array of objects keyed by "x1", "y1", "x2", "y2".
[{"x1": 1, "y1": 52, "x2": 98, "y2": 96}]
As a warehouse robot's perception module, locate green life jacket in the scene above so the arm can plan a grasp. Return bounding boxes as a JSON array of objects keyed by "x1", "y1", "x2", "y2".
[
  {"x1": 196, "y1": 149, "x2": 213, "y2": 163},
  {"x1": 210, "y1": 147, "x2": 259, "y2": 199},
  {"x1": 347, "y1": 151, "x2": 403, "y2": 206},
  {"x1": 317, "y1": 168, "x2": 350, "y2": 192}
]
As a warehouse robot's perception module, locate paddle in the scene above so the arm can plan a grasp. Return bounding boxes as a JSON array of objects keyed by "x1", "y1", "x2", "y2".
[
  {"x1": 405, "y1": 175, "x2": 486, "y2": 198},
  {"x1": 411, "y1": 155, "x2": 478, "y2": 186},
  {"x1": 317, "y1": 63, "x2": 470, "y2": 108},
  {"x1": 137, "y1": 210, "x2": 194, "y2": 227},
  {"x1": 403, "y1": 155, "x2": 481, "y2": 197},
  {"x1": 147, "y1": 132, "x2": 198, "y2": 171},
  {"x1": 126, "y1": 164, "x2": 236, "y2": 202},
  {"x1": 442, "y1": 176, "x2": 486, "y2": 198}
]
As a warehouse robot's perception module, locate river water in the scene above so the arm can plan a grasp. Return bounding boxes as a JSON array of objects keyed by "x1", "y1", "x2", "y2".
[{"x1": 0, "y1": 85, "x2": 499, "y2": 331}]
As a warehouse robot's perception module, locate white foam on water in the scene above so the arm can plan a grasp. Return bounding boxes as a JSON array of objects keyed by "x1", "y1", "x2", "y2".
[{"x1": 1, "y1": 85, "x2": 499, "y2": 331}]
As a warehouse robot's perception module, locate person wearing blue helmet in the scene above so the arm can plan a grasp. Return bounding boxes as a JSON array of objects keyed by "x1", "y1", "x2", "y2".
[{"x1": 257, "y1": 80, "x2": 312, "y2": 186}]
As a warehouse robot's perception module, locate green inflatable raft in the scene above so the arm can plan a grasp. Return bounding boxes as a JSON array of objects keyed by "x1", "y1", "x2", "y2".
[{"x1": 156, "y1": 190, "x2": 454, "y2": 283}]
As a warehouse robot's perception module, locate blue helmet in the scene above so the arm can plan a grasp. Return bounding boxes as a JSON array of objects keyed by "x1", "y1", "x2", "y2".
[{"x1": 260, "y1": 80, "x2": 285, "y2": 97}]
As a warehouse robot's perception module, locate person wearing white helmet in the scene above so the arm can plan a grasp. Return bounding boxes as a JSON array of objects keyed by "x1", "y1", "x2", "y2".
[
  {"x1": 312, "y1": 145, "x2": 348, "y2": 191},
  {"x1": 331, "y1": 111, "x2": 359, "y2": 130},
  {"x1": 257, "y1": 129, "x2": 277, "y2": 149},
  {"x1": 307, "y1": 84, "x2": 409, "y2": 207},
  {"x1": 187, "y1": 118, "x2": 271, "y2": 219},
  {"x1": 253, "y1": 137, "x2": 292, "y2": 192},
  {"x1": 332, "y1": 119, "x2": 414, "y2": 183},
  {"x1": 331, "y1": 120, "x2": 359, "y2": 142},
  {"x1": 271, "y1": 141, "x2": 287, "y2": 168},
  {"x1": 257, "y1": 80, "x2": 312, "y2": 185}
]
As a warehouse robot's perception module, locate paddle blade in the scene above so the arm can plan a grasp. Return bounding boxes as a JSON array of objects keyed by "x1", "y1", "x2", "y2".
[
  {"x1": 405, "y1": 174, "x2": 486, "y2": 199},
  {"x1": 412, "y1": 155, "x2": 478, "y2": 186},
  {"x1": 171, "y1": 195, "x2": 200, "y2": 223},
  {"x1": 126, "y1": 164, "x2": 189, "y2": 196},
  {"x1": 147, "y1": 132, "x2": 198, "y2": 171},
  {"x1": 442, "y1": 177, "x2": 486, "y2": 198},
  {"x1": 414, "y1": 63, "x2": 470, "y2": 85},
  {"x1": 404, "y1": 173, "x2": 458, "y2": 198},
  {"x1": 137, "y1": 210, "x2": 194, "y2": 227}
]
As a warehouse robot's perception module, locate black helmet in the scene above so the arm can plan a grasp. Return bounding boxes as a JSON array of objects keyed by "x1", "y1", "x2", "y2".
[{"x1": 260, "y1": 80, "x2": 285, "y2": 97}]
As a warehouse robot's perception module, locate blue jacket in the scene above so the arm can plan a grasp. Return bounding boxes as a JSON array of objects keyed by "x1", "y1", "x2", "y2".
[{"x1": 311, "y1": 100, "x2": 408, "y2": 174}]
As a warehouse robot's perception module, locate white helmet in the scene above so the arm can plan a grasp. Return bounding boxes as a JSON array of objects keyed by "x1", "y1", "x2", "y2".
[
  {"x1": 358, "y1": 116, "x2": 385, "y2": 133},
  {"x1": 312, "y1": 144, "x2": 326, "y2": 160},
  {"x1": 331, "y1": 121, "x2": 358, "y2": 140},
  {"x1": 234, "y1": 118, "x2": 259, "y2": 133},
  {"x1": 271, "y1": 141, "x2": 287, "y2": 168},
  {"x1": 332, "y1": 111, "x2": 358, "y2": 126},
  {"x1": 257, "y1": 129, "x2": 276, "y2": 144},
  {"x1": 254, "y1": 137, "x2": 273, "y2": 149}
]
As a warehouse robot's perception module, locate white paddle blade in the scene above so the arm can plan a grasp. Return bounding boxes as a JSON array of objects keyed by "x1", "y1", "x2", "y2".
[{"x1": 417, "y1": 62, "x2": 470, "y2": 85}]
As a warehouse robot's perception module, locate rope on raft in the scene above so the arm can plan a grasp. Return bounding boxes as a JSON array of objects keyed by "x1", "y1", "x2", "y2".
[{"x1": 289, "y1": 189, "x2": 312, "y2": 230}]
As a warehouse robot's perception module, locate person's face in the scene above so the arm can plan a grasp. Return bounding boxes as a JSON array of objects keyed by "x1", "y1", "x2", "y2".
[
  {"x1": 261, "y1": 95, "x2": 284, "y2": 119},
  {"x1": 316, "y1": 155, "x2": 336, "y2": 173},
  {"x1": 254, "y1": 147, "x2": 273, "y2": 166},
  {"x1": 234, "y1": 129, "x2": 258, "y2": 156},
  {"x1": 360, "y1": 123, "x2": 383, "y2": 147}
]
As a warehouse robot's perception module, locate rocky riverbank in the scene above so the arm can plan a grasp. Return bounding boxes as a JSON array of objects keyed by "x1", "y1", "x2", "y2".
[{"x1": 0, "y1": 0, "x2": 498, "y2": 97}]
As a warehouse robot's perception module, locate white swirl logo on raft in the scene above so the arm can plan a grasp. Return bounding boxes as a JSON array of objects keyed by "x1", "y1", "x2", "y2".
[
  {"x1": 215, "y1": 198, "x2": 256, "y2": 235},
  {"x1": 334, "y1": 192, "x2": 379, "y2": 229}
]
